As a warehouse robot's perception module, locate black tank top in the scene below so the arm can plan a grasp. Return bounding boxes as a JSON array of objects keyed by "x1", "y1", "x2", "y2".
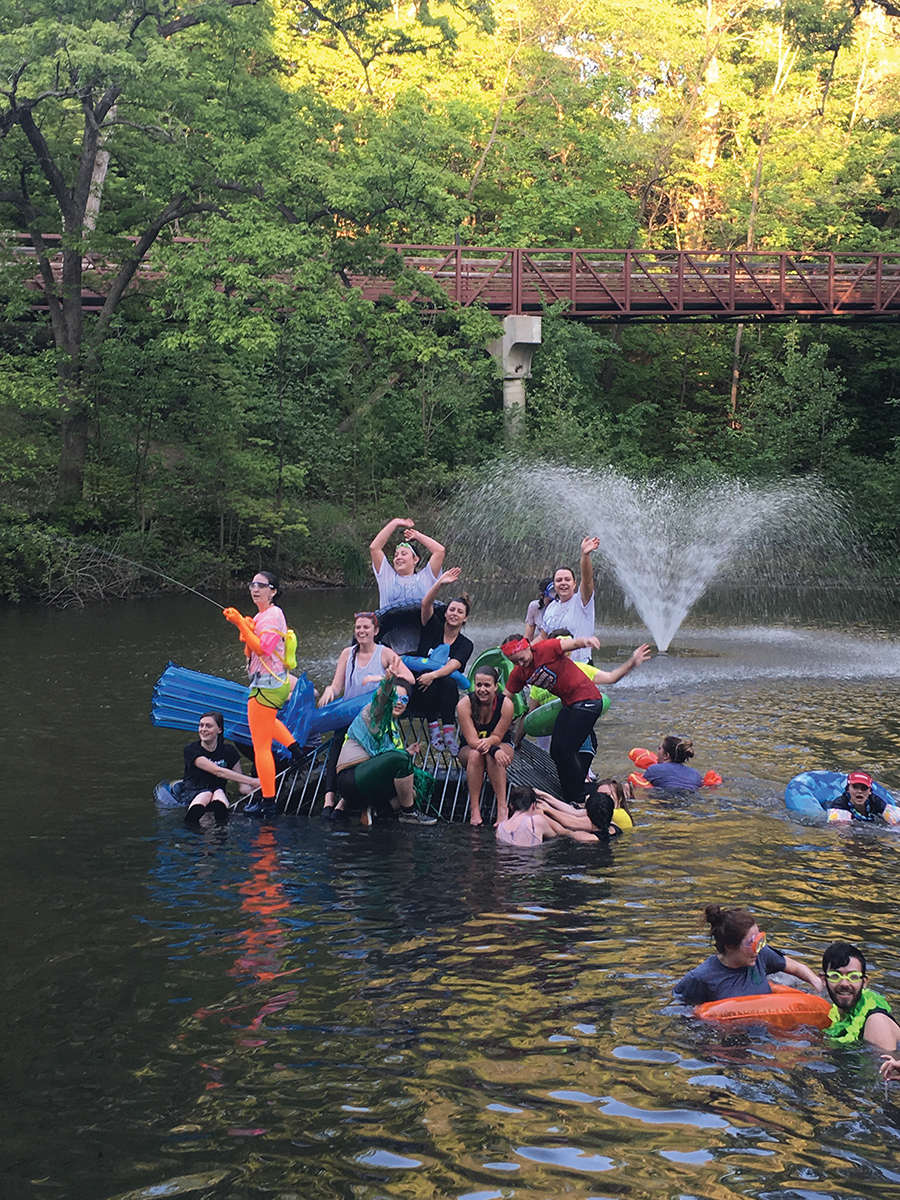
[{"x1": 473, "y1": 695, "x2": 512, "y2": 743}]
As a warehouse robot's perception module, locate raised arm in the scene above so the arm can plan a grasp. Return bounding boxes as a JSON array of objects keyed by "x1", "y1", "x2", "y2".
[
  {"x1": 407, "y1": 528, "x2": 446, "y2": 575},
  {"x1": 421, "y1": 566, "x2": 461, "y2": 625},
  {"x1": 782, "y1": 956, "x2": 825, "y2": 992},
  {"x1": 579, "y1": 536, "x2": 599, "y2": 604},
  {"x1": 369, "y1": 517, "x2": 414, "y2": 571},
  {"x1": 590, "y1": 643, "x2": 653, "y2": 685}
]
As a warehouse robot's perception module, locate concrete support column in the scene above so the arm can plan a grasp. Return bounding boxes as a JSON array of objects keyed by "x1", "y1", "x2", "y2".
[{"x1": 488, "y1": 315, "x2": 542, "y2": 441}]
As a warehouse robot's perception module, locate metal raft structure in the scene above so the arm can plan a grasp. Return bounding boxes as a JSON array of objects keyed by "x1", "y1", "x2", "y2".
[{"x1": 350, "y1": 247, "x2": 900, "y2": 321}]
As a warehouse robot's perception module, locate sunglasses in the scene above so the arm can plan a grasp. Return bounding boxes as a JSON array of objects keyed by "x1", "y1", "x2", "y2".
[
  {"x1": 354, "y1": 611, "x2": 377, "y2": 620},
  {"x1": 825, "y1": 969, "x2": 864, "y2": 983},
  {"x1": 394, "y1": 694, "x2": 409, "y2": 708},
  {"x1": 742, "y1": 930, "x2": 767, "y2": 954},
  {"x1": 248, "y1": 581, "x2": 274, "y2": 589}
]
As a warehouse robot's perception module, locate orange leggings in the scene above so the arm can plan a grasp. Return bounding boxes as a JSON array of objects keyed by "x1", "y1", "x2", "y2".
[{"x1": 247, "y1": 697, "x2": 296, "y2": 798}]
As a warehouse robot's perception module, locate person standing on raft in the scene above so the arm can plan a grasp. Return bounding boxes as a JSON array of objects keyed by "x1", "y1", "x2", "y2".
[
  {"x1": 673, "y1": 905, "x2": 824, "y2": 1004},
  {"x1": 502, "y1": 633, "x2": 651, "y2": 808},
  {"x1": 223, "y1": 571, "x2": 305, "y2": 817},
  {"x1": 535, "y1": 537, "x2": 600, "y2": 663},
  {"x1": 369, "y1": 517, "x2": 446, "y2": 611}
]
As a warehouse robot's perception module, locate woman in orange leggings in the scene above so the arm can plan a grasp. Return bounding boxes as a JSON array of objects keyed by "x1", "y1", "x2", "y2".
[{"x1": 223, "y1": 571, "x2": 303, "y2": 816}]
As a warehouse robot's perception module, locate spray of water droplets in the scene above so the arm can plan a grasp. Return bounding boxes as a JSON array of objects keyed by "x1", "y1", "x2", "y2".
[{"x1": 445, "y1": 464, "x2": 858, "y2": 650}]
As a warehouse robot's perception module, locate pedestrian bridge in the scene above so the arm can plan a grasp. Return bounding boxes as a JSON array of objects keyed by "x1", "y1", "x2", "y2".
[{"x1": 351, "y1": 246, "x2": 900, "y2": 320}]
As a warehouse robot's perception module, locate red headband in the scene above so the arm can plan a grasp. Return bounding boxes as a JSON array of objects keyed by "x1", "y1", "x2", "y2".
[{"x1": 501, "y1": 637, "x2": 529, "y2": 658}]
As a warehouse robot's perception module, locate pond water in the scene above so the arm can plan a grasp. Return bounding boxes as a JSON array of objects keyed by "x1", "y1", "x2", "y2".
[{"x1": 4, "y1": 586, "x2": 900, "y2": 1200}]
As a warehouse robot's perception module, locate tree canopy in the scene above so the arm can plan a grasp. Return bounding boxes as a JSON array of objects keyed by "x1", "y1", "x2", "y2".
[{"x1": 4, "y1": 0, "x2": 900, "y2": 599}]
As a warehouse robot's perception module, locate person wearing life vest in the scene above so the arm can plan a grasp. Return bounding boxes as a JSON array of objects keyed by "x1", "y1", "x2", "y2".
[{"x1": 821, "y1": 941, "x2": 900, "y2": 1052}]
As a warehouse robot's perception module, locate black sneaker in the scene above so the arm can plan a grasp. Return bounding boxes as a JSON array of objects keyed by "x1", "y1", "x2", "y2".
[{"x1": 398, "y1": 807, "x2": 437, "y2": 825}]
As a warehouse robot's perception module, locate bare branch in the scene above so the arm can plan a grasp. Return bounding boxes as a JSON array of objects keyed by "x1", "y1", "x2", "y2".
[
  {"x1": 91, "y1": 195, "x2": 225, "y2": 342},
  {"x1": 17, "y1": 107, "x2": 74, "y2": 225},
  {"x1": 158, "y1": 0, "x2": 263, "y2": 38}
]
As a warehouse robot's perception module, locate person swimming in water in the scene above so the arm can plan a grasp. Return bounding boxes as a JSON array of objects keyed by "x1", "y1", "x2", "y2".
[{"x1": 673, "y1": 905, "x2": 824, "y2": 1004}]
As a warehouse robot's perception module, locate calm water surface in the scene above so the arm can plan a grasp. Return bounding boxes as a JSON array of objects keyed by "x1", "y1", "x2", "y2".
[{"x1": 3, "y1": 587, "x2": 900, "y2": 1200}]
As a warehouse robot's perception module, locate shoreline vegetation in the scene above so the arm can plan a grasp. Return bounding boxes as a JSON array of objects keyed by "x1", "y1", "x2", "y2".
[{"x1": 5, "y1": 3, "x2": 900, "y2": 601}]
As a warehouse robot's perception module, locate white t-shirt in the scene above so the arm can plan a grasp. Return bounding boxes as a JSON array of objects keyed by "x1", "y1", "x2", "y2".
[
  {"x1": 539, "y1": 593, "x2": 595, "y2": 662},
  {"x1": 373, "y1": 559, "x2": 437, "y2": 610}
]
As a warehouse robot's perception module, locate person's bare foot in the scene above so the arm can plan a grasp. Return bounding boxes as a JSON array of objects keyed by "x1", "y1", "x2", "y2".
[{"x1": 469, "y1": 813, "x2": 483, "y2": 826}]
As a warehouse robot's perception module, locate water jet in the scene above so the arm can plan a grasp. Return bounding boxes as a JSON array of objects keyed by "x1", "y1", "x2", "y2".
[{"x1": 448, "y1": 464, "x2": 856, "y2": 651}]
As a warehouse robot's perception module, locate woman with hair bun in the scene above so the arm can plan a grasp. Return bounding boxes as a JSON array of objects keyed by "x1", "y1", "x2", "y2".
[
  {"x1": 673, "y1": 905, "x2": 823, "y2": 1004},
  {"x1": 643, "y1": 736, "x2": 703, "y2": 790}
]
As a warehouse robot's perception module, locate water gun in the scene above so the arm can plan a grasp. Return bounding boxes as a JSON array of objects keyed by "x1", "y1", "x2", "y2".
[
  {"x1": 223, "y1": 608, "x2": 297, "y2": 670},
  {"x1": 627, "y1": 747, "x2": 722, "y2": 791}
]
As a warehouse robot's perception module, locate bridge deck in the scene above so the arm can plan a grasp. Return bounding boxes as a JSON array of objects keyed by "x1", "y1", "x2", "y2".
[{"x1": 11, "y1": 233, "x2": 900, "y2": 319}]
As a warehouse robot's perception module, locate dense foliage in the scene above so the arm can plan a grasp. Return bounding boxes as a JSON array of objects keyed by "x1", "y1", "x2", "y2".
[{"x1": 3, "y1": 0, "x2": 900, "y2": 600}]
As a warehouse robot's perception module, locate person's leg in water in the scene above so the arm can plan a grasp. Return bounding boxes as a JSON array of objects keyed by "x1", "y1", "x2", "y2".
[
  {"x1": 458, "y1": 745, "x2": 487, "y2": 826},
  {"x1": 486, "y1": 743, "x2": 513, "y2": 824},
  {"x1": 186, "y1": 787, "x2": 230, "y2": 825},
  {"x1": 550, "y1": 699, "x2": 605, "y2": 806},
  {"x1": 320, "y1": 726, "x2": 348, "y2": 813}
]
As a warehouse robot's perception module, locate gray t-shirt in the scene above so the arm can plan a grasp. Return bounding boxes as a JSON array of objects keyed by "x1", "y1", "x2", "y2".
[{"x1": 673, "y1": 945, "x2": 787, "y2": 1004}]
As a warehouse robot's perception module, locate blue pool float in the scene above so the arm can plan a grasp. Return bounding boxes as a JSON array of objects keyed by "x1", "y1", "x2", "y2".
[
  {"x1": 784, "y1": 770, "x2": 895, "y2": 817},
  {"x1": 402, "y1": 642, "x2": 472, "y2": 691}
]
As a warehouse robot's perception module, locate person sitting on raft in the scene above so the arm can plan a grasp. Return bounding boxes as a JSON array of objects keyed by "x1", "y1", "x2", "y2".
[
  {"x1": 317, "y1": 612, "x2": 414, "y2": 816},
  {"x1": 826, "y1": 771, "x2": 896, "y2": 823},
  {"x1": 535, "y1": 536, "x2": 600, "y2": 663},
  {"x1": 223, "y1": 571, "x2": 306, "y2": 817},
  {"x1": 673, "y1": 904, "x2": 824, "y2": 1004},
  {"x1": 502, "y1": 633, "x2": 651, "y2": 808},
  {"x1": 456, "y1": 665, "x2": 515, "y2": 826},
  {"x1": 643, "y1": 737, "x2": 703, "y2": 790},
  {"x1": 496, "y1": 785, "x2": 562, "y2": 846},
  {"x1": 329, "y1": 667, "x2": 436, "y2": 825},
  {"x1": 535, "y1": 785, "x2": 619, "y2": 841},
  {"x1": 524, "y1": 577, "x2": 555, "y2": 641},
  {"x1": 369, "y1": 517, "x2": 446, "y2": 611},
  {"x1": 820, "y1": 940, "x2": 900, "y2": 1053},
  {"x1": 408, "y1": 566, "x2": 474, "y2": 756},
  {"x1": 182, "y1": 711, "x2": 259, "y2": 825}
]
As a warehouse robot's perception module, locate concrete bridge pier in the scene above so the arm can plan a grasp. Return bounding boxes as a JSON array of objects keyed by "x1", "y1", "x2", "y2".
[{"x1": 488, "y1": 315, "x2": 542, "y2": 441}]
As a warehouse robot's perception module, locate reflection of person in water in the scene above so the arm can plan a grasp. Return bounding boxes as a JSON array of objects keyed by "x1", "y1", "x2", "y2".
[{"x1": 182, "y1": 711, "x2": 258, "y2": 825}]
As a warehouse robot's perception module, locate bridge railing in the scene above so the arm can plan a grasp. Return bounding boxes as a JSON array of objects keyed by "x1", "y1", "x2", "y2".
[{"x1": 351, "y1": 246, "x2": 900, "y2": 317}]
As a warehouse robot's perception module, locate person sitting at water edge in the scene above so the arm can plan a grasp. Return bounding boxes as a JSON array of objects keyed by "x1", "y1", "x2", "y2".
[
  {"x1": 535, "y1": 536, "x2": 600, "y2": 663},
  {"x1": 643, "y1": 737, "x2": 703, "y2": 790},
  {"x1": 223, "y1": 571, "x2": 305, "y2": 818},
  {"x1": 409, "y1": 566, "x2": 474, "y2": 755},
  {"x1": 456, "y1": 665, "x2": 515, "y2": 826},
  {"x1": 317, "y1": 611, "x2": 414, "y2": 816},
  {"x1": 495, "y1": 785, "x2": 560, "y2": 846},
  {"x1": 369, "y1": 517, "x2": 446, "y2": 611},
  {"x1": 182, "y1": 711, "x2": 259, "y2": 825},
  {"x1": 524, "y1": 577, "x2": 555, "y2": 641},
  {"x1": 535, "y1": 786, "x2": 619, "y2": 841},
  {"x1": 503, "y1": 633, "x2": 651, "y2": 808},
  {"x1": 826, "y1": 771, "x2": 900, "y2": 824},
  {"x1": 330, "y1": 667, "x2": 436, "y2": 825},
  {"x1": 820, "y1": 941, "x2": 900, "y2": 1052},
  {"x1": 673, "y1": 905, "x2": 824, "y2": 1004}
]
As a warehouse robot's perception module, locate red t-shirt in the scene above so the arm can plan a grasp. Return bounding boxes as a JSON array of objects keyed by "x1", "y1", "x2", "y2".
[{"x1": 505, "y1": 639, "x2": 601, "y2": 706}]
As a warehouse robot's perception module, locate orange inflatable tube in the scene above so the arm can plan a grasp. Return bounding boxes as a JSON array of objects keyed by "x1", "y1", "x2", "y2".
[{"x1": 694, "y1": 982, "x2": 832, "y2": 1031}]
